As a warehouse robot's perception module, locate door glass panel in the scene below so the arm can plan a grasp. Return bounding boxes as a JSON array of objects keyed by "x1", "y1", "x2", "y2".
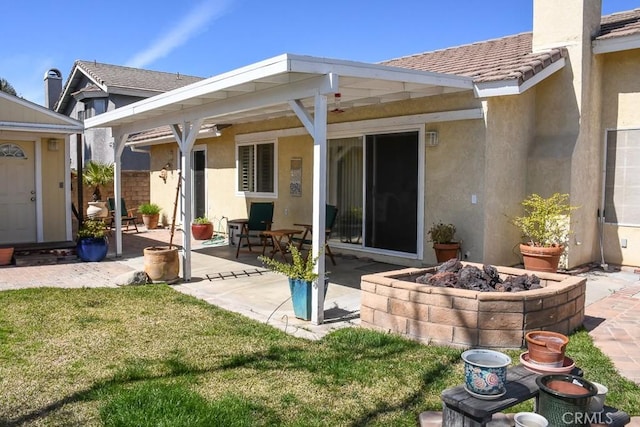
[
  {"x1": 193, "y1": 150, "x2": 206, "y2": 219},
  {"x1": 328, "y1": 137, "x2": 363, "y2": 245},
  {"x1": 365, "y1": 132, "x2": 418, "y2": 253}
]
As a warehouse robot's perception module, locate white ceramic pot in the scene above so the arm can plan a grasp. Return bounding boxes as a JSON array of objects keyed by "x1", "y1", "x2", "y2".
[
  {"x1": 87, "y1": 201, "x2": 108, "y2": 219},
  {"x1": 588, "y1": 382, "x2": 608, "y2": 413},
  {"x1": 514, "y1": 412, "x2": 549, "y2": 427}
]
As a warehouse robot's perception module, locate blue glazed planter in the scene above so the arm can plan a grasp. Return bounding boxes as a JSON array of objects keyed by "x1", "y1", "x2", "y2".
[
  {"x1": 77, "y1": 237, "x2": 108, "y2": 262},
  {"x1": 462, "y1": 349, "x2": 511, "y2": 399},
  {"x1": 288, "y1": 278, "x2": 329, "y2": 320}
]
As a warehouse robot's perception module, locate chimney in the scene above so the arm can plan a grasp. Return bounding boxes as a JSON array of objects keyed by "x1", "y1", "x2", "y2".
[
  {"x1": 44, "y1": 68, "x2": 62, "y2": 110},
  {"x1": 532, "y1": 0, "x2": 602, "y2": 52}
]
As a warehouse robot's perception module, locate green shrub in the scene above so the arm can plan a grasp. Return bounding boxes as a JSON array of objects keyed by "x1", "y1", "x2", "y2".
[
  {"x1": 193, "y1": 217, "x2": 211, "y2": 225},
  {"x1": 427, "y1": 223, "x2": 456, "y2": 244},
  {"x1": 511, "y1": 193, "x2": 579, "y2": 247},
  {"x1": 138, "y1": 203, "x2": 162, "y2": 215},
  {"x1": 77, "y1": 218, "x2": 106, "y2": 239}
]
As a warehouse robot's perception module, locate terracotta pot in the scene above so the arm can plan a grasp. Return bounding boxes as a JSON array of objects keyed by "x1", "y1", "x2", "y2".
[
  {"x1": 433, "y1": 242, "x2": 460, "y2": 263},
  {"x1": 142, "y1": 214, "x2": 160, "y2": 230},
  {"x1": 191, "y1": 223, "x2": 213, "y2": 240},
  {"x1": 525, "y1": 331, "x2": 569, "y2": 367},
  {"x1": 143, "y1": 246, "x2": 179, "y2": 283},
  {"x1": 0, "y1": 247, "x2": 14, "y2": 266},
  {"x1": 520, "y1": 244, "x2": 564, "y2": 273}
]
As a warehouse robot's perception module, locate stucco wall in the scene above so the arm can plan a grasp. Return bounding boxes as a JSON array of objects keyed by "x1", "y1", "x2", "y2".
[
  {"x1": 483, "y1": 91, "x2": 536, "y2": 267},
  {"x1": 599, "y1": 49, "x2": 640, "y2": 267},
  {"x1": 423, "y1": 119, "x2": 486, "y2": 264},
  {"x1": 529, "y1": 45, "x2": 601, "y2": 269}
]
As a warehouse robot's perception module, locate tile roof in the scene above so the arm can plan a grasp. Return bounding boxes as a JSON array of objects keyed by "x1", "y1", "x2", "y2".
[
  {"x1": 596, "y1": 8, "x2": 640, "y2": 40},
  {"x1": 74, "y1": 60, "x2": 203, "y2": 92},
  {"x1": 381, "y1": 33, "x2": 566, "y2": 85},
  {"x1": 381, "y1": 9, "x2": 640, "y2": 86}
]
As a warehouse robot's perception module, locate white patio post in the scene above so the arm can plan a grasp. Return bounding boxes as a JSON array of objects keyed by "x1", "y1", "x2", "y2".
[
  {"x1": 311, "y1": 93, "x2": 328, "y2": 325},
  {"x1": 171, "y1": 119, "x2": 203, "y2": 281},
  {"x1": 111, "y1": 131, "x2": 128, "y2": 257}
]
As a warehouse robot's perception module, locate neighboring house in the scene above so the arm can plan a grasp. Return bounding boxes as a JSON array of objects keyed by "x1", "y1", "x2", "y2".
[
  {"x1": 86, "y1": 0, "x2": 640, "y2": 299},
  {"x1": 51, "y1": 61, "x2": 203, "y2": 170},
  {"x1": 0, "y1": 90, "x2": 83, "y2": 247}
]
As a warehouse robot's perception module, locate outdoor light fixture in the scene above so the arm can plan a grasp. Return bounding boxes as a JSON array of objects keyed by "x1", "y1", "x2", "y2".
[
  {"x1": 47, "y1": 138, "x2": 59, "y2": 151},
  {"x1": 159, "y1": 163, "x2": 170, "y2": 183},
  {"x1": 211, "y1": 125, "x2": 222, "y2": 137},
  {"x1": 426, "y1": 131, "x2": 439, "y2": 147},
  {"x1": 330, "y1": 93, "x2": 344, "y2": 113}
]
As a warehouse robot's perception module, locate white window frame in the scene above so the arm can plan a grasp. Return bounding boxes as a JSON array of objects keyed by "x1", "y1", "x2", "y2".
[{"x1": 235, "y1": 139, "x2": 278, "y2": 198}]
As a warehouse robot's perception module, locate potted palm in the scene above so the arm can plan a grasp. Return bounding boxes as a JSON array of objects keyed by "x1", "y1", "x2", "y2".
[
  {"x1": 259, "y1": 245, "x2": 327, "y2": 320},
  {"x1": 76, "y1": 218, "x2": 108, "y2": 262},
  {"x1": 428, "y1": 222, "x2": 460, "y2": 263},
  {"x1": 510, "y1": 193, "x2": 579, "y2": 273},
  {"x1": 191, "y1": 217, "x2": 213, "y2": 240},
  {"x1": 139, "y1": 203, "x2": 162, "y2": 229},
  {"x1": 82, "y1": 161, "x2": 114, "y2": 218}
]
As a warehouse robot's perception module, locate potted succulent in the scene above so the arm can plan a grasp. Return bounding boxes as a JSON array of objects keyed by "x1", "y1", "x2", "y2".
[
  {"x1": 427, "y1": 222, "x2": 460, "y2": 263},
  {"x1": 191, "y1": 216, "x2": 213, "y2": 240},
  {"x1": 259, "y1": 245, "x2": 327, "y2": 320},
  {"x1": 138, "y1": 203, "x2": 162, "y2": 229},
  {"x1": 82, "y1": 161, "x2": 114, "y2": 218},
  {"x1": 510, "y1": 193, "x2": 579, "y2": 273},
  {"x1": 76, "y1": 218, "x2": 108, "y2": 262}
]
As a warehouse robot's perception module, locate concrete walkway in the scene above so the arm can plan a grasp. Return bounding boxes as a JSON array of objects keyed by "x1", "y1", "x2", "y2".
[{"x1": 1, "y1": 227, "x2": 639, "y2": 424}]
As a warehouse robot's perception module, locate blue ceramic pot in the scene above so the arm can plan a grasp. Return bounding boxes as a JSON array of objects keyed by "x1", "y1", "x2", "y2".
[
  {"x1": 462, "y1": 349, "x2": 511, "y2": 398},
  {"x1": 288, "y1": 278, "x2": 329, "y2": 321},
  {"x1": 77, "y1": 237, "x2": 108, "y2": 262}
]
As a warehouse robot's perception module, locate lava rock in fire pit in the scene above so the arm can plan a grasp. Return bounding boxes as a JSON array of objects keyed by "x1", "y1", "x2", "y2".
[{"x1": 415, "y1": 262, "x2": 541, "y2": 292}]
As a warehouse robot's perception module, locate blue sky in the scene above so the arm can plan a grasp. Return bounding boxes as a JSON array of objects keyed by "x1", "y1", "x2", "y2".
[{"x1": 2, "y1": 0, "x2": 638, "y2": 106}]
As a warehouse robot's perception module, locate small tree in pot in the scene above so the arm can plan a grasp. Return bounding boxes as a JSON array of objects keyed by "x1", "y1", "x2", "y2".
[
  {"x1": 82, "y1": 161, "x2": 114, "y2": 202},
  {"x1": 82, "y1": 161, "x2": 114, "y2": 218},
  {"x1": 510, "y1": 193, "x2": 579, "y2": 273},
  {"x1": 427, "y1": 222, "x2": 460, "y2": 263}
]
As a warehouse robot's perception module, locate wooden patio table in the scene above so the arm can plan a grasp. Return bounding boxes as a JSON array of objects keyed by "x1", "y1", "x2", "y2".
[{"x1": 262, "y1": 229, "x2": 303, "y2": 262}]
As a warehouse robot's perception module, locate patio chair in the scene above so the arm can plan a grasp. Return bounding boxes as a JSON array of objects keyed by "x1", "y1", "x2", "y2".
[
  {"x1": 107, "y1": 197, "x2": 139, "y2": 232},
  {"x1": 235, "y1": 202, "x2": 274, "y2": 258},
  {"x1": 293, "y1": 204, "x2": 338, "y2": 265}
]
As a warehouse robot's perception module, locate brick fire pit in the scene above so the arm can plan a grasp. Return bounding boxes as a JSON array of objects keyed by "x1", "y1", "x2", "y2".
[{"x1": 360, "y1": 262, "x2": 586, "y2": 348}]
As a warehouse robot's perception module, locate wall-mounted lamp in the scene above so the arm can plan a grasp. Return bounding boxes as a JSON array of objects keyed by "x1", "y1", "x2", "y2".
[
  {"x1": 211, "y1": 125, "x2": 222, "y2": 137},
  {"x1": 47, "y1": 138, "x2": 59, "y2": 151},
  {"x1": 425, "y1": 131, "x2": 439, "y2": 147},
  {"x1": 159, "y1": 162, "x2": 171, "y2": 183}
]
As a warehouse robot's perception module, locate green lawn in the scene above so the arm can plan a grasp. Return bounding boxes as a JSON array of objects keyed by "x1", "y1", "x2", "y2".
[{"x1": 0, "y1": 285, "x2": 638, "y2": 426}]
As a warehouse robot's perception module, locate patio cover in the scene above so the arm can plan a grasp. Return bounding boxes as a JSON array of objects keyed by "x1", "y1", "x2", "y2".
[{"x1": 84, "y1": 53, "x2": 474, "y2": 324}]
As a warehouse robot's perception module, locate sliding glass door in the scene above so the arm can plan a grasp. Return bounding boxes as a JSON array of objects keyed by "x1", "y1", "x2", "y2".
[{"x1": 328, "y1": 131, "x2": 419, "y2": 254}]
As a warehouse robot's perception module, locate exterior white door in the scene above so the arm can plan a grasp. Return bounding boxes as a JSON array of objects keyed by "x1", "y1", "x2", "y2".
[{"x1": 0, "y1": 141, "x2": 36, "y2": 244}]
